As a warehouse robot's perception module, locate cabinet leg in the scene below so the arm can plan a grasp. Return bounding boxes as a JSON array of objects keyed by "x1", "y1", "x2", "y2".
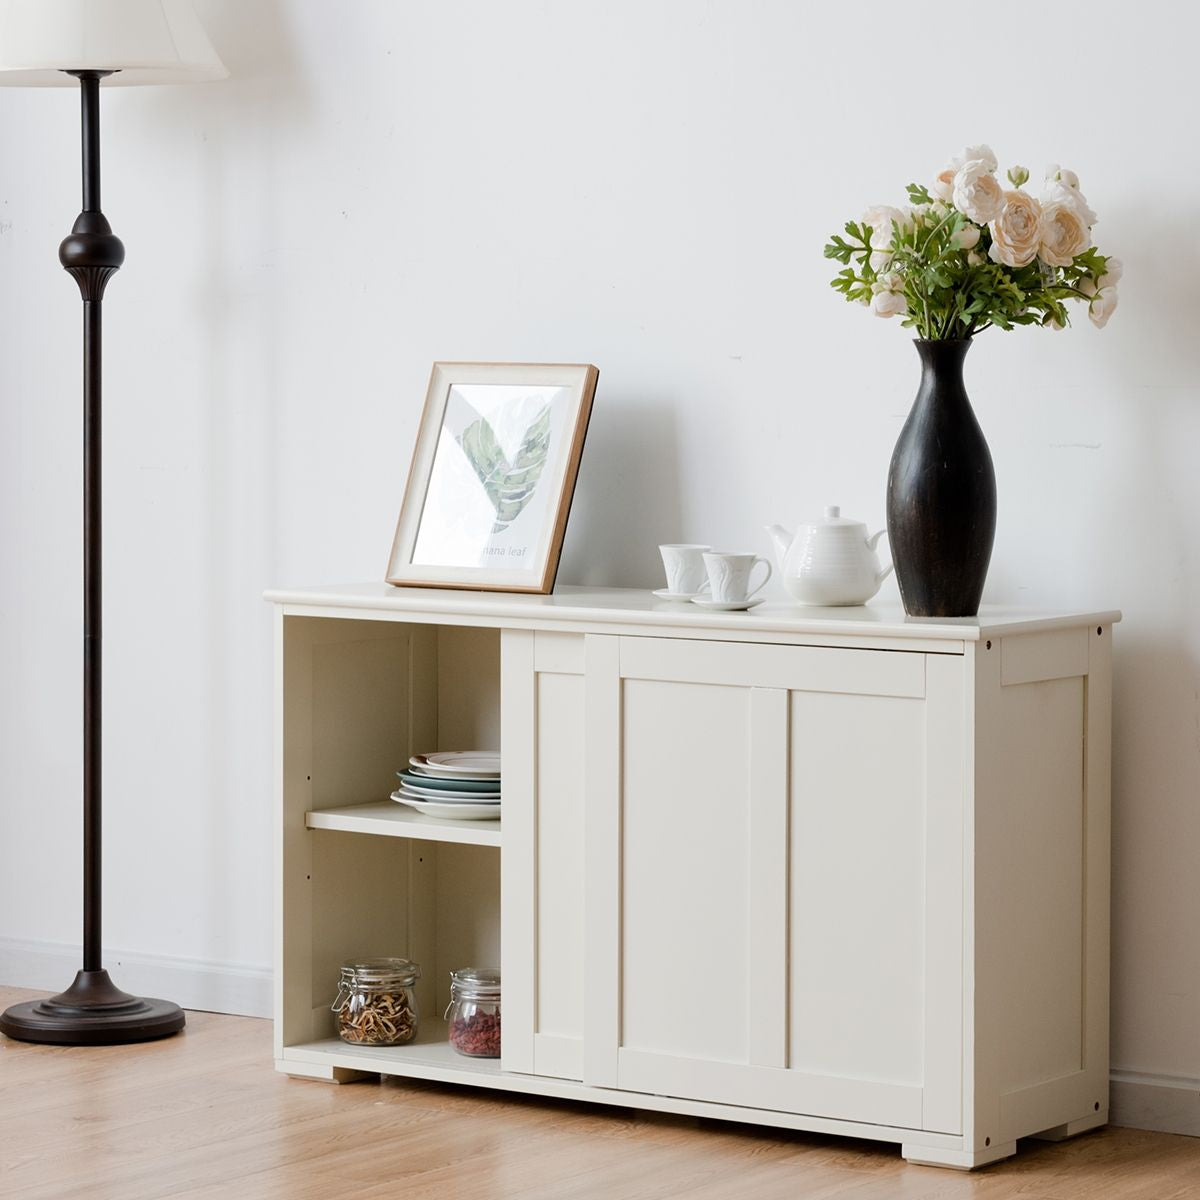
[
  {"x1": 901, "y1": 1141, "x2": 1017, "y2": 1170},
  {"x1": 1031, "y1": 1111, "x2": 1107, "y2": 1142},
  {"x1": 275, "y1": 1059, "x2": 377, "y2": 1084}
]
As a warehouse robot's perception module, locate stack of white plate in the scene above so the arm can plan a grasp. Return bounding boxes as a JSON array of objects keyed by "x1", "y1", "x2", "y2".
[{"x1": 391, "y1": 751, "x2": 501, "y2": 821}]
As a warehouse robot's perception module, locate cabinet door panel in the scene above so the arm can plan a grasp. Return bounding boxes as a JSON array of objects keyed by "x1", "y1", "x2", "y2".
[
  {"x1": 501, "y1": 630, "x2": 586, "y2": 1080},
  {"x1": 587, "y1": 635, "x2": 963, "y2": 1134},
  {"x1": 789, "y1": 690, "x2": 926, "y2": 1086},
  {"x1": 620, "y1": 677, "x2": 752, "y2": 1063}
]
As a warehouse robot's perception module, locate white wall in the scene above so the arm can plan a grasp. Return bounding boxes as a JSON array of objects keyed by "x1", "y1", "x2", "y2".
[{"x1": 0, "y1": 0, "x2": 1196, "y2": 1093}]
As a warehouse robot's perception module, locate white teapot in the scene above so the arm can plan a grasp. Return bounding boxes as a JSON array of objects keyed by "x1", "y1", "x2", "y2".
[{"x1": 766, "y1": 506, "x2": 893, "y2": 606}]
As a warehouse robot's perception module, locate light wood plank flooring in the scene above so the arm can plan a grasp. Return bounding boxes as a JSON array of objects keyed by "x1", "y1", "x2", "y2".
[{"x1": 1, "y1": 987, "x2": 1197, "y2": 1199}]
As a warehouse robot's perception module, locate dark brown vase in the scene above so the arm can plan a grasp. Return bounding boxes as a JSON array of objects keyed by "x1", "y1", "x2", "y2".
[{"x1": 886, "y1": 339, "x2": 996, "y2": 618}]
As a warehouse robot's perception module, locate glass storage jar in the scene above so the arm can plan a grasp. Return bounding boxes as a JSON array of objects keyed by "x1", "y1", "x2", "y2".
[
  {"x1": 332, "y1": 957, "x2": 420, "y2": 1046},
  {"x1": 445, "y1": 967, "x2": 501, "y2": 1057}
]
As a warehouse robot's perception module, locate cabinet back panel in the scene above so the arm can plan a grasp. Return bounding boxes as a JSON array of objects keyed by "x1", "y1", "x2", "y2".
[
  {"x1": 788, "y1": 692, "x2": 926, "y2": 1085},
  {"x1": 312, "y1": 635, "x2": 416, "y2": 809},
  {"x1": 536, "y1": 671, "x2": 586, "y2": 1041},
  {"x1": 620, "y1": 678, "x2": 751, "y2": 1064},
  {"x1": 309, "y1": 832, "x2": 412, "y2": 1037},
  {"x1": 437, "y1": 626, "x2": 501, "y2": 752},
  {"x1": 434, "y1": 843, "x2": 502, "y2": 1014}
]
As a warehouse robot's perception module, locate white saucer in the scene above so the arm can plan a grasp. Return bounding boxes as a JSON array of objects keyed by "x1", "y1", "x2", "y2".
[
  {"x1": 690, "y1": 597, "x2": 765, "y2": 612},
  {"x1": 653, "y1": 588, "x2": 708, "y2": 602}
]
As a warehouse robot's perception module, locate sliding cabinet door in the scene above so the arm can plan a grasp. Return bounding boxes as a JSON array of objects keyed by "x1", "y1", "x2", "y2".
[{"x1": 584, "y1": 635, "x2": 964, "y2": 1134}]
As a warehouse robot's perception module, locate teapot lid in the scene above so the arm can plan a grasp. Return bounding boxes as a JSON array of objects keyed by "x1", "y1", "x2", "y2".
[{"x1": 811, "y1": 505, "x2": 864, "y2": 528}]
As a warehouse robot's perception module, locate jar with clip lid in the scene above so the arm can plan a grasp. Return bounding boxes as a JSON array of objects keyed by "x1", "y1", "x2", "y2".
[
  {"x1": 331, "y1": 957, "x2": 420, "y2": 1046},
  {"x1": 445, "y1": 967, "x2": 501, "y2": 1057}
]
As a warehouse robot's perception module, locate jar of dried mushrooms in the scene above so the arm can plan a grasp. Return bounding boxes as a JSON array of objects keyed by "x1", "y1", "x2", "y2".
[{"x1": 332, "y1": 958, "x2": 420, "y2": 1046}]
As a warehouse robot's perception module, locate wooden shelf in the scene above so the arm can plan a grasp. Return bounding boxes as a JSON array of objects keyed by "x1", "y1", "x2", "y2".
[{"x1": 305, "y1": 801, "x2": 501, "y2": 847}]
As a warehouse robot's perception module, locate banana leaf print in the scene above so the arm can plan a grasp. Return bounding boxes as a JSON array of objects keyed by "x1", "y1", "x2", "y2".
[{"x1": 457, "y1": 403, "x2": 552, "y2": 533}]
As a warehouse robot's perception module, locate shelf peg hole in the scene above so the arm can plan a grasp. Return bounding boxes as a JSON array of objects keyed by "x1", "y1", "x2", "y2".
[
  {"x1": 985, "y1": 1136, "x2": 991, "y2": 1147},
  {"x1": 1097, "y1": 626, "x2": 1103, "y2": 636},
  {"x1": 1095, "y1": 1101, "x2": 1101, "y2": 1111},
  {"x1": 986, "y1": 640, "x2": 992, "y2": 650}
]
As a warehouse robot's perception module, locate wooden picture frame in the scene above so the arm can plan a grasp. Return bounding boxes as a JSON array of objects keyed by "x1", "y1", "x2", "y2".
[{"x1": 386, "y1": 362, "x2": 598, "y2": 594}]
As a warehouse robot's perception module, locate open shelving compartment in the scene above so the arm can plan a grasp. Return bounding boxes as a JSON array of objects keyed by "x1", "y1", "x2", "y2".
[{"x1": 276, "y1": 613, "x2": 504, "y2": 1085}]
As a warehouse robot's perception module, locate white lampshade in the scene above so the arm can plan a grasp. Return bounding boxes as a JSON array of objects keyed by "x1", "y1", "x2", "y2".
[{"x1": 0, "y1": 0, "x2": 226, "y2": 85}]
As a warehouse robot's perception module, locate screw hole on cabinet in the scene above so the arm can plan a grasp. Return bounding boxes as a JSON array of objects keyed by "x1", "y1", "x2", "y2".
[
  {"x1": 986, "y1": 640, "x2": 992, "y2": 650},
  {"x1": 985, "y1": 1137, "x2": 991, "y2": 1147},
  {"x1": 1095, "y1": 1101, "x2": 1101, "y2": 1111},
  {"x1": 1097, "y1": 626, "x2": 1103, "y2": 636}
]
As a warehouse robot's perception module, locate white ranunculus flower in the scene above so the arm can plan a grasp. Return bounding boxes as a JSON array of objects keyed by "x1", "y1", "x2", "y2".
[
  {"x1": 861, "y1": 204, "x2": 907, "y2": 250},
  {"x1": 967, "y1": 250, "x2": 985, "y2": 267},
  {"x1": 954, "y1": 223, "x2": 981, "y2": 250},
  {"x1": 935, "y1": 145, "x2": 997, "y2": 201},
  {"x1": 987, "y1": 191, "x2": 1043, "y2": 268},
  {"x1": 1099, "y1": 256, "x2": 1124, "y2": 288},
  {"x1": 1089, "y1": 287, "x2": 1118, "y2": 329},
  {"x1": 872, "y1": 272, "x2": 907, "y2": 319},
  {"x1": 1078, "y1": 277, "x2": 1099, "y2": 298},
  {"x1": 1045, "y1": 315, "x2": 1066, "y2": 331},
  {"x1": 869, "y1": 250, "x2": 893, "y2": 272},
  {"x1": 1046, "y1": 164, "x2": 1080, "y2": 189},
  {"x1": 953, "y1": 144, "x2": 998, "y2": 172},
  {"x1": 931, "y1": 168, "x2": 956, "y2": 202},
  {"x1": 1042, "y1": 178, "x2": 1097, "y2": 227},
  {"x1": 1040, "y1": 200, "x2": 1092, "y2": 267},
  {"x1": 1007, "y1": 164, "x2": 1030, "y2": 188},
  {"x1": 952, "y1": 160, "x2": 1005, "y2": 224}
]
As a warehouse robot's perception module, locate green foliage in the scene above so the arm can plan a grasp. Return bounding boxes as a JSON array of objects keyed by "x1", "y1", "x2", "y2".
[{"x1": 823, "y1": 189, "x2": 1116, "y2": 339}]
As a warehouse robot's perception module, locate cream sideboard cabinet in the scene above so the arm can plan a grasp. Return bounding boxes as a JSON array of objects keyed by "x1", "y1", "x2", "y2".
[{"x1": 266, "y1": 582, "x2": 1118, "y2": 1170}]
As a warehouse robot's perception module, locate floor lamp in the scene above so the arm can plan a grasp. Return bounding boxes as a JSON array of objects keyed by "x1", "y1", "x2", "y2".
[{"x1": 0, "y1": 0, "x2": 226, "y2": 1045}]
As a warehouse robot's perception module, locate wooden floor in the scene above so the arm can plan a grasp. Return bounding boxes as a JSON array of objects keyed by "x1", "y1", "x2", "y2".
[{"x1": 1, "y1": 988, "x2": 1198, "y2": 1200}]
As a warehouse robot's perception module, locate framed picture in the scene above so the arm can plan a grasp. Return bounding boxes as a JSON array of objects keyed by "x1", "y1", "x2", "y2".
[{"x1": 387, "y1": 362, "x2": 599, "y2": 593}]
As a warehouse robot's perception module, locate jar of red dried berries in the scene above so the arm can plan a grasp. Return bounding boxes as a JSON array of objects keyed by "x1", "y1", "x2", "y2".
[{"x1": 445, "y1": 967, "x2": 501, "y2": 1058}]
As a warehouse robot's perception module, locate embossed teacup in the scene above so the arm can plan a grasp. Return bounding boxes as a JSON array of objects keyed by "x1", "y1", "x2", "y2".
[
  {"x1": 701, "y1": 551, "x2": 773, "y2": 604},
  {"x1": 659, "y1": 544, "x2": 712, "y2": 596}
]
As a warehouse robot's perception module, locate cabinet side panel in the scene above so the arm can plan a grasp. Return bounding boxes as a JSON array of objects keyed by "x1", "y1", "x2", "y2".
[
  {"x1": 621, "y1": 679, "x2": 752, "y2": 1064},
  {"x1": 535, "y1": 670, "x2": 586, "y2": 1043},
  {"x1": 982, "y1": 675, "x2": 1085, "y2": 1093},
  {"x1": 788, "y1": 692, "x2": 926, "y2": 1086}
]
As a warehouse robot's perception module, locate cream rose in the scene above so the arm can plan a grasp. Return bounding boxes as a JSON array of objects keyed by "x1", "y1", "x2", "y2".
[
  {"x1": 872, "y1": 272, "x2": 907, "y2": 319},
  {"x1": 1099, "y1": 256, "x2": 1124, "y2": 289},
  {"x1": 1089, "y1": 287, "x2": 1119, "y2": 329},
  {"x1": 1040, "y1": 200, "x2": 1091, "y2": 267},
  {"x1": 952, "y1": 160, "x2": 1005, "y2": 224},
  {"x1": 988, "y1": 191, "x2": 1043, "y2": 268}
]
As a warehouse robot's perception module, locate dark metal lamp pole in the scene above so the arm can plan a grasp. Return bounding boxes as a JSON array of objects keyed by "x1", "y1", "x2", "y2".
[{"x1": 0, "y1": 71, "x2": 185, "y2": 1045}]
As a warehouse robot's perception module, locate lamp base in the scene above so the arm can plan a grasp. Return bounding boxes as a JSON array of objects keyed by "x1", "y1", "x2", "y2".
[{"x1": 0, "y1": 970, "x2": 185, "y2": 1045}]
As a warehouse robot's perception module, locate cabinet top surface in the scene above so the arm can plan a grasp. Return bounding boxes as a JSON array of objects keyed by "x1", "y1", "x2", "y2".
[{"x1": 264, "y1": 582, "x2": 1120, "y2": 643}]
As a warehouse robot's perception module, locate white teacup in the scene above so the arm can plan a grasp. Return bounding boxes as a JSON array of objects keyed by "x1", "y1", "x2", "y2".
[
  {"x1": 702, "y1": 551, "x2": 773, "y2": 604},
  {"x1": 659, "y1": 544, "x2": 711, "y2": 595}
]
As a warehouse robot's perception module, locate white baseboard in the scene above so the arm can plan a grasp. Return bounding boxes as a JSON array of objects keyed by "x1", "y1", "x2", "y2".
[
  {"x1": 0, "y1": 937, "x2": 271, "y2": 1019},
  {"x1": 1109, "y1": 1070, "x2": 1200, "y2": 1138}
]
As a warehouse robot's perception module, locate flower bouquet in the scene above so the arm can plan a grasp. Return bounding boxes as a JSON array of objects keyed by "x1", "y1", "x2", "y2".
[{"x1": 824, "y1": 146, "x2": 1120, "y2": 338}]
